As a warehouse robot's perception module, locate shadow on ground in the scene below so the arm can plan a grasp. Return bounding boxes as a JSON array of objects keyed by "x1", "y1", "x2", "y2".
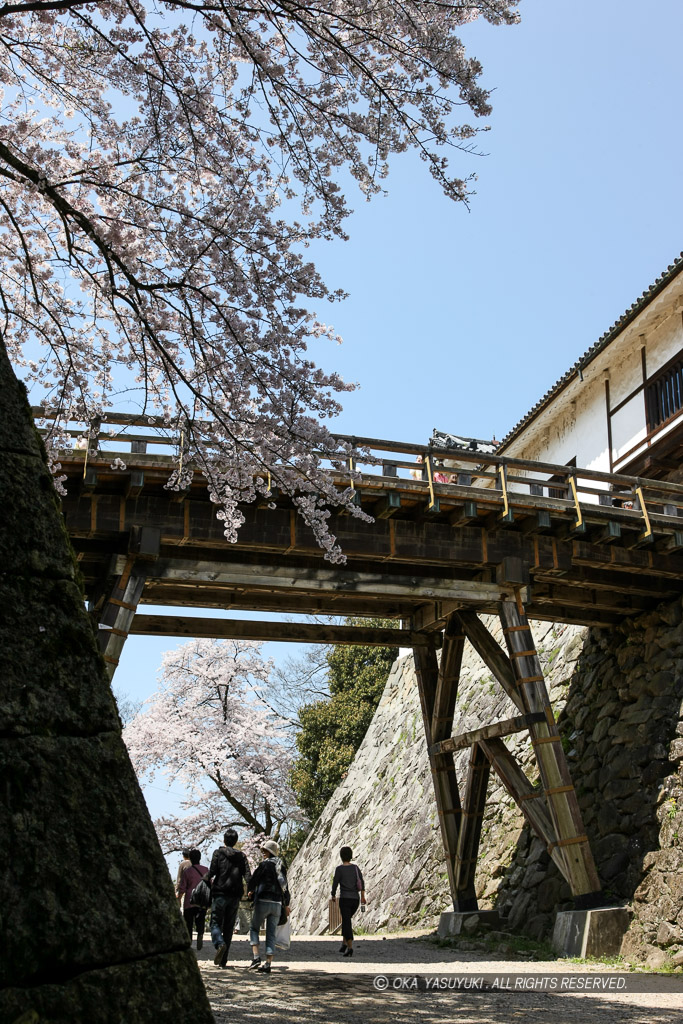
[{"x1": 195, "y1": 934, "x2": 683, "y2": 1024}]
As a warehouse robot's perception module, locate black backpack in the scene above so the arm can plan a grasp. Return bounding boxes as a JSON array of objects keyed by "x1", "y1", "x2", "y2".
[{"x1": 188, "y1": 866, "x2": 211, "y2": 908}]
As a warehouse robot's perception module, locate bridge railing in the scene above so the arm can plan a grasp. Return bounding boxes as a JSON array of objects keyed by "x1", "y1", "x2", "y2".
[{"x1": 31, "y1": 408, "x2": 683, "y2": 529}]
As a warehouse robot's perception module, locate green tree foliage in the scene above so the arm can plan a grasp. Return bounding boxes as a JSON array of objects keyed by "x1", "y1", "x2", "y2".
[{"x1": 291, "y1": 620, "x2": 398, "y2": 822}]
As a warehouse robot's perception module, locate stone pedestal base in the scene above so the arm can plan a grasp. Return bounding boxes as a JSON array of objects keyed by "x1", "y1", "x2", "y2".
[
  {"x1": 438, "y1": 910, "x2": 501, "y2": 939},
  {"x1": 552, "y1": 907, "x2": 631, "y2": 958}
]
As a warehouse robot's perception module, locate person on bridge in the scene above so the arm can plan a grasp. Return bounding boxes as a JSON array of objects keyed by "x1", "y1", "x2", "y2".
[
  {"x1": 177, "y1": 849, "x2": 209, "y2": 950},
  {"x1": 209, "y1": 829, "x2": 251, "y2": 969},
  {"x1": 331, "y1": 846, "x2": 366, "y2": 957},
  {"x1": 247, "y1": 839, "x2": 291, "y2": 974}
]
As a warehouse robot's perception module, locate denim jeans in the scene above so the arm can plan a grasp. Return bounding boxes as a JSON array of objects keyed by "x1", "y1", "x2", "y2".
[
  {"x1": 249, "y1": 899, "x2": 281, "y2": 955},
  {"x1": 210, "y1": 894, "x2": 241, "y2": 953}
]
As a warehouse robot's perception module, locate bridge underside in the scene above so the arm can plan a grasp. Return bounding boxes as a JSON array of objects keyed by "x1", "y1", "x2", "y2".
[{"x1": 55, "y1": 451, "x2": 683, "y2": 916}]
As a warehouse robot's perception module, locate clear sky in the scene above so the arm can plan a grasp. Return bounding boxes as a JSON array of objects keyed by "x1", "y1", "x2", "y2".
[{"x1": 115, "y1": 0, "x2": 683, "y2": 849}]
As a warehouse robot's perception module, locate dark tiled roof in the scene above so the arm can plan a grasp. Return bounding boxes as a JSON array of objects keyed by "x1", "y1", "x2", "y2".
[
  {"x1": 430, "y1": 429, "x2": 499, "y2": 455},
  {"x1": 498, "y1": 253, "x2": 683, "y2": 451}
]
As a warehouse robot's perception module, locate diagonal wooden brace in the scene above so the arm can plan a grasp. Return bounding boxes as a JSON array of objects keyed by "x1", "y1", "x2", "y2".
[
  {"x1": 98, "y1": 559, "x2": 147, "y2": 680},
  {"x1": 498, "y1": 597, "x2": 601, "y2": 900}
]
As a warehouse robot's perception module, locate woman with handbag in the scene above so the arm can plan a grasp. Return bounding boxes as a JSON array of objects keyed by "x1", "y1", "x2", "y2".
[
  {"x1": 177, "y1": 849, "x2": 209, "y2": 950},
  {"x1": 246, "y1": 839, "x2": 290, "y2": 974},
  {"x1": 330, "y1": 846, "x2": 366, "y2": 957}
]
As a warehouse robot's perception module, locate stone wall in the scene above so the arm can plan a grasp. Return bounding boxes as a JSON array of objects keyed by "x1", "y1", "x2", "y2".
[
  {"x1": 288, "y1": 618, "x2": 586, "y2": 935},
  {"x1": 0, "y1": 341, "x2": 214, "y2": 1023},
  {"x1": 289, "y1": 606, "x2": 683, "y2": 964},
  {"x1": 498, "y1": 600, "x2": 683, "y2": 964}
]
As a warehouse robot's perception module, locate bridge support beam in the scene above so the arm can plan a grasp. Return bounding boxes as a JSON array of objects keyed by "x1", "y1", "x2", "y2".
[
  {"x1": 415, "y1": 596, "x2": 602, "y2": 918},
  {"x1": 97, "y1": 562, "x2": 146, "y2": 680},
  {"x1": 413, "y1": 614, "x2": 467, "y2": 911},
  {"x1": 497, "y1": 595, "x2": 602, "y2": 904},
  {"x1": 95, "y1": 527, "x2": 160, "y2": 680}
]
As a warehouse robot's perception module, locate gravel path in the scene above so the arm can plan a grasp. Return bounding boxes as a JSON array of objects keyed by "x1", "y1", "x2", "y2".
[{"x1": 195, "y1": 931, "x2": 683, "y2": 1024}]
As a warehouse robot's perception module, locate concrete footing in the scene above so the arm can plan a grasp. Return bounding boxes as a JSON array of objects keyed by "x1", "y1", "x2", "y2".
[
  {"x1": 552, "y1": 907, "x2": 631, "y2": 958},
  {"x1": 438, "y1": 910, "x2": 501, "y2": 939}
]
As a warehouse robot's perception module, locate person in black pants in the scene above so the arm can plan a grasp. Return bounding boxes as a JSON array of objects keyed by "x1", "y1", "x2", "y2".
[
  {"x1": 177, "y1": 849, "x2": 209, "y2": 950},
  {"x1": 331, "y1": 846, "x2": 366, "y2": 956},
  {"x1": 209, "y1": 829, "x2": 251, "y2": 968}
]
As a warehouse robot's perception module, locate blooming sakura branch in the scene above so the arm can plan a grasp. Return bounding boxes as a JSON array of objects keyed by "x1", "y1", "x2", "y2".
[
  {"x1": 123, "y1": 638, "x2": 302, "y2": 853},
  {"x1": 1, "y1": 0, "x2": 518, "y2": 558}
]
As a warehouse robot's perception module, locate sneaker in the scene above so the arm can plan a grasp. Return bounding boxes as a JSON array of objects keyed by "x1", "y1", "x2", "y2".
[
  {"x1": 339, "y1": 943, "x2": 346, "y2": 953},
  {"x1": 247, "y1": 957, "x2": 261, "y2": 970},
  {"x1": 213, "y1": 943, "x2": 227, "y2": 966},
  {"x1": 196, "y1": 935, "x2": 203, "y2": 951},
  {"x1": 257, "y1": 962, "x2": 271, "y2": 974}
]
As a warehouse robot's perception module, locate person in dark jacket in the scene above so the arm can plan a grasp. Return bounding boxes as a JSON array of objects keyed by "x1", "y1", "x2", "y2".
[
  {"x1": 247, "y1": 839, "x2": 290, "y2": 974},
  {"x1": 331, "y1": 846, "x2": 366, "y2": 956},
  {"x1": 177, "y1": 849, "x2": 209, "y2": 950},
  {"x1": 209, "y1": 829, "x2": 251, "y2": 968}
]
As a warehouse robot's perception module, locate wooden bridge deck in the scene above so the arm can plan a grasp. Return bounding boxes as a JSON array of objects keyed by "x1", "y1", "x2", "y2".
[{"x1": 41, "y1": 415, "x2": 683, "y2": 637}]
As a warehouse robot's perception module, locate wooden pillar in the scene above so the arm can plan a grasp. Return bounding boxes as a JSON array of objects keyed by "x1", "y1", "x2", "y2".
[
  {"x1": 412, "y1": 614, "x2": 465, "y2": 910},
  {"x1": 498, "y1": 596, "x2": 602, "y2": 903},
  {"x1": 97, "y1": 556, "x2": 147, "y2": 680},
  {"x1": 453, "y1": 742, "x2": 490, "y2": 907}
]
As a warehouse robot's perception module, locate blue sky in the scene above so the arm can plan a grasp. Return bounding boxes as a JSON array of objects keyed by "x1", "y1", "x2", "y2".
[{"x1": 115, "y1": 0, "x2": 683, "y2": 845}]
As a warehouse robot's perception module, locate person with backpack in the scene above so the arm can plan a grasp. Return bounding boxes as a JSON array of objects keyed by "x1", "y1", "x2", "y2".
[
  {"x1": 208, "y1": 829, "x2": 252, "y2": 968},
  {"x1": 177, "y1": 849, "x2": 209, "y2": 950},
  {"x1": 246, "y1": 839, "x2": 290, "y2": 974},
  {"x1": 330, "y1": 846, "x2": 366, "y2": 957}
]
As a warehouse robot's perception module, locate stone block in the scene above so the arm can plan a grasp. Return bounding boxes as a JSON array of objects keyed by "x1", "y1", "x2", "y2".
[
  {"x1": 0, "y1": 451, "x2": 78, "y2": 580},
  {"x1": 0, "y1": 338, "x2": 211, "y2": 1021},
  {"x1": 0, "y1": 732, "x2": 190, "y2": 987},
  {"x1": 0, "y1": 575, "x2": 120, "y2": 737},
  {"x1": 657, "y1": 921, "x2": 683, "y2": 946},
  {"x1": 600, "y1": 851, "x2": 630, "y2": 882},
  {"x1": 552, "y1": 907, "x2": 631, "y2": 958},
  {"x1": 645, "y1": 948, "x2": 669, "y2": 969},
  {"x1": 0, "y1": 950, "x2": 213, "y2": 1024},
  {"x1": 437, "y1": 910, "x2": 501, "y2": 939},
  {"x1": 525, "y1": 913, "x2": 552, "y2": 941},
  {"x1": 0, "y1": 351, "x2": 44, "y2": 458},
  {"x1": 670, "y1": 739, "x2": 683, "y2": 761}
]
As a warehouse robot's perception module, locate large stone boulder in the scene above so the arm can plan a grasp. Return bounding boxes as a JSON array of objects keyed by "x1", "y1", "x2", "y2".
[{"x1": 0, "y1": 340, "x2": 214, "y2": 1023}]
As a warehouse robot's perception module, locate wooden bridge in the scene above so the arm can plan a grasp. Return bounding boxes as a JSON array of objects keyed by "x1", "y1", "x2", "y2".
[{"x1": 37, "y1": 410, "x2": 683, "y2": 919}]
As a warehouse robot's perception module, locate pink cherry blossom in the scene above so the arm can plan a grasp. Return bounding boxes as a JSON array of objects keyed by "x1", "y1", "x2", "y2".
[
  {"x1": 123, "y1": 637, "x2": 303, "y2": 853},
  {"x1": 2, "y1": 1, "x2": 519, "y2": 557}
]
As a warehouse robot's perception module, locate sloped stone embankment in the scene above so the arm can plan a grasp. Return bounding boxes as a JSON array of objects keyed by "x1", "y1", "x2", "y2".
[{"x1": 289, "y1": 606, "x2": 683, "y2": 964}]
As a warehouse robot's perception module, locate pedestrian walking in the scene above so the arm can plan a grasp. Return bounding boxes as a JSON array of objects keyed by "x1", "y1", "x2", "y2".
[
  {"x1": 175, "y1": 848, "x2": 192, "y2": 896},
  {"x1": 247, "y1": 839, "x2": 290, "y2": 975},
  {"x1": 178, "y1": 849, "x2": 209, "y2": 950},
  {"x1": 331, "y1": 846, "x2": 366, "y2": 956},
  {"x1": 209, "y1": 829, "x2": 251, "y2": 968}
]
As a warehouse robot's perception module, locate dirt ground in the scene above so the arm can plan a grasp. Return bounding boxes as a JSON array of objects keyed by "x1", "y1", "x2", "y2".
[{"x1": 195, "y1": 930, "x2": 683, "y2": 1024}]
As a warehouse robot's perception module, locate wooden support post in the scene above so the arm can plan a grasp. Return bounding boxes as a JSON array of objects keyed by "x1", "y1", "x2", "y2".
[
  {"x1": 498, "y1": 597, "x2": 602, "y2": 903},
  {"x1": 453, "y1": 743, "x2": 490, "y2": 908},
  {"x1": 97, "y1": 558, "x2": 147, "y2": 680},
  {"x1": 96, "y1": 528, "x2": 159, "y2": 680},
  {"x1": 412, "y1": 614, "x2": 465, "y2": 911}
]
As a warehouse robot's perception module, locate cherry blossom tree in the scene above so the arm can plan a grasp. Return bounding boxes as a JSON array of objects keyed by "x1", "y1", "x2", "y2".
[
  {"x1": 123, "y1": 637, "x2": 302, "y2": 853},
  {"x1": 1, "y1": 1, "x2": 519, "y2": 558}
]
